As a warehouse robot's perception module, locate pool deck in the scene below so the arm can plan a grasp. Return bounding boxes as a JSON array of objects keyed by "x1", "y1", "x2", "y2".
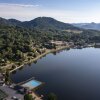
[
  {"x1": 21, "y1": 80, "x2": 42, "y2": 90},
  {"x1": 18, "y1": 77, "x2": 42, "y2": 88},
  {"x1": 17, "y1": 77, "x2": 43, "y2": 100},
  {"x1": 17, "y1": 76, "x2": 35, "y2": 85}
]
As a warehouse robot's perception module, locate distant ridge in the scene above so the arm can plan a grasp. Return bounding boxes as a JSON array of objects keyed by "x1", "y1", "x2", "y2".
[{"x1": 73, "y1": 22, "x2": 100, "y2": 31}]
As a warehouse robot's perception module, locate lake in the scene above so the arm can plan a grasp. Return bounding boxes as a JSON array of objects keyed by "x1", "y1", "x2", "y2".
[{"x1": 10, "y1": 48, "x2": 100, "y2": 100}]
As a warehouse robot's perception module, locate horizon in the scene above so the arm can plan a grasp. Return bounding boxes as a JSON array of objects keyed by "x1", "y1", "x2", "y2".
[
  {"x1": 1, "y1": 16, "x2": 100, "y2": 24},
  {"x1": 0, "y1": 0, "x2": 100, "y2": 23}
]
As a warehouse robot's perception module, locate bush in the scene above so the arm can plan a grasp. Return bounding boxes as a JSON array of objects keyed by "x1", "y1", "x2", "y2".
[
  {"x1": 24, "y1": 94, "x2": 35, "y2": 100},
  {"x1": 47, "y1": 93, "x2": 57, "y2": 100}
]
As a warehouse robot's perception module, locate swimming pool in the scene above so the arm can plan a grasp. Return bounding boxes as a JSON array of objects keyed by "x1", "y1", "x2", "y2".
[{"x1": 21, "y1": 80, "x2": 42, "y2": 90}]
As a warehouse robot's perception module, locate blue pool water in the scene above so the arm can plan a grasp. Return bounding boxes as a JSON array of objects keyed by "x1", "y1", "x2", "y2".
[
  {"x1": 27, "y1": 80, "x2": 41, "y2": 86},
  {"x1": 22, "y1": 80, "x2": 41, "y2": 89}
]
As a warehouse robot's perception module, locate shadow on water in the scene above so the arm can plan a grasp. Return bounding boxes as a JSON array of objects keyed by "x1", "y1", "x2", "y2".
[
  {"x1": 11, "y1": 70, "x2": 17, "y2": 74},
  {"x1": 34, "y1": 61, "x2": 37, "y2": 64}
]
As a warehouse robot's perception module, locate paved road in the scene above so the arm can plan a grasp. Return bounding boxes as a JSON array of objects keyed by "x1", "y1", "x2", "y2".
[{"x1": 0, "y1": 85, "x2": 24, "y2": 100}]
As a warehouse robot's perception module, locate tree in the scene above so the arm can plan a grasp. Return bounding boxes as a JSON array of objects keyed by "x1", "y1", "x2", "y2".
[
  {"x1": 5, "y1": 70, "x2": 10, "y2": 83},
  {"x1": 47, "y1": 93, "x2": 57, "y2": 100},
  {"x1": 24, "y1": 94, "x2": 35, "y2": 100}
]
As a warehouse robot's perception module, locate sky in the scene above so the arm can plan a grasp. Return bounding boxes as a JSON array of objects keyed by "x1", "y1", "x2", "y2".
[{"x1": 0, "y1": 0, "x2": 100, "y2": 23}]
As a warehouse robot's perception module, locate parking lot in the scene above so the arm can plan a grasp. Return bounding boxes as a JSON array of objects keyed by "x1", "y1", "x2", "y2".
[
  {"x1": 0, "y1": 89, "x2": 7, "y2": 99},
  {"x1": 0, "y1": 85, "x2": 24, "y2": 100}
]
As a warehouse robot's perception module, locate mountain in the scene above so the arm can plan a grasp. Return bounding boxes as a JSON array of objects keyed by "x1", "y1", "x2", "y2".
[
  {"x1": 0, "y1": 17, "x2": 80, "y2": 30},
  {"x1": 22, "y1": 17, "x2": 80, "y2": 30},
  {"x1": 0, "y1": 17, "x2": 21, "y2": 26},
  {"x1": 8, "y1": 19, "x2": 22, "y2": 26},
  {"x1": 1, "y1": 17, "x2": 100, "y2": 43},
  {"x1": 73, "y1": 22, "x2": 100, "y2": 30},
  {"x1": 0, "y1": 17, "x2": 10, "y2": 25}
]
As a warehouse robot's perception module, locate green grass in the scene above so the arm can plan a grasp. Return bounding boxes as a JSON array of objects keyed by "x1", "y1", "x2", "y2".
[{"x1": 0, "y1": 90, "x2": 7, "y2": 99}]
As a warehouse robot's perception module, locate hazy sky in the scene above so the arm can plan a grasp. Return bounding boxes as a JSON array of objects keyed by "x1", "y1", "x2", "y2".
[{"x1": 0, "y1": 0, "x2": 100, "y2": 23}]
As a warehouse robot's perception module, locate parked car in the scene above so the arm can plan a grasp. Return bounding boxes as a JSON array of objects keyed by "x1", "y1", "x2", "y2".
[{"x1": 11, "y1": 96, "x2": 17, "y2": 99}]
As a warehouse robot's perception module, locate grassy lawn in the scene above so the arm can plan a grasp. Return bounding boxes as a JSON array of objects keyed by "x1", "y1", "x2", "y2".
[{"x1": 0, "y1": 90, "x2": 7, "y2": 99}]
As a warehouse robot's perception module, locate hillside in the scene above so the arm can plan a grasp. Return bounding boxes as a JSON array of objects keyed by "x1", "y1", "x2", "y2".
[
  {"x1": 0, "y1": 17, "x2": 100, "y2": 68},
  {"x1": 0, "y1": 17, "x2": 80, "y2": 30},
  {"x1": 0, "y1": 17, "x2": 21, "y2": 26},
  {"x1": 22, "y1": 17, "x2": 81, "y2": 30},
  {"x1": 73, "y1": 22, "x2": 100, "y2": 31}
]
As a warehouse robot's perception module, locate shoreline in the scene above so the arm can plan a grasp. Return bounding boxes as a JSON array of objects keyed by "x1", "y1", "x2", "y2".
[
  {"x1": 9, "y1": 45, "x2": 69, "y2": 73},
  {"x1": 1, "y1": 45, "x2": 94, "y2": 100},
  {"x1": 9, "y1": 45, "x2": 69, "y2": 100}
]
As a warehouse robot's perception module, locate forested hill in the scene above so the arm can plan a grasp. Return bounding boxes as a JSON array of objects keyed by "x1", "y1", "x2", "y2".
[
  {"x1": 0, "y1": 17, "x2": 80, "y2": 30},
  {"x1": 22, "y1": 17, "x2": 81, "y2": 30},
  {"x1": 0, "y1": 17, "x2": 21, "y2": 26},
  {"x1": 0, "y1": 17, "x2": 100, "y2": 44},
  {"x1": 0, "y1": 17, "x2": 100, "y2": 67}
]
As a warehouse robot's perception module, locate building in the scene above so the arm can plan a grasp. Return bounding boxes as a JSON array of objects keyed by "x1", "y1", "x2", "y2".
[{"x1": 50, "y1": 40, "x2": 68, "y2": 46}]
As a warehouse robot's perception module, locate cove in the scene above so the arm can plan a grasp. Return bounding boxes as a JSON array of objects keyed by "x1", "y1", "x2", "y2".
[{"x1": 10, "y1": 48, "x2": 100, "y2": 100}]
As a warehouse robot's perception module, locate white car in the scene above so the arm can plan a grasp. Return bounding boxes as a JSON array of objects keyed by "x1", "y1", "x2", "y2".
[{"x1": 12, "y1": 96, "x2": 17, "y2": 99}]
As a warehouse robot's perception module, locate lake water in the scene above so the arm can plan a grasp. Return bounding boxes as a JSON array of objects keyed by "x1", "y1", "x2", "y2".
[{"x1": 10, "y1": 48, "x2": 100, "y2": 100}]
